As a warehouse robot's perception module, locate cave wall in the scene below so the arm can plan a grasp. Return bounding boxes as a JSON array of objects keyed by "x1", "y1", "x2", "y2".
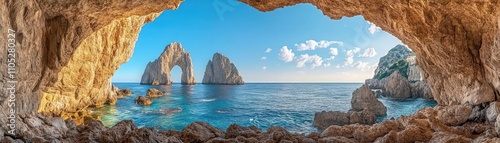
[
  {"x1": 1, "y1": 0, "x2": 500, "y2": 130},
  {"x1": 0, "y1": 0, "x2": 183, "y2": 129},
  {"x1": 240, "y1": 0, "x2": 500, "y2": 105}
]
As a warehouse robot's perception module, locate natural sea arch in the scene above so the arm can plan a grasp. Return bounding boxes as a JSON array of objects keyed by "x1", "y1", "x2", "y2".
[
  {"x1": 1, "y1": 0, "x2": 499, "y2": 125},
  {"x1": 139, "y1": 42, "x2": 196, "y2": 85}
]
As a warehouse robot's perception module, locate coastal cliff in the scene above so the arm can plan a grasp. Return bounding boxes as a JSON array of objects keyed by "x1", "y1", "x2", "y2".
[
  {"x1": 140, "y1": 42, "x2": 196, "y2": 85},
  {"x1": 2, "y1": 0, "x2": 500, "y2": 142},
  {"x1": 202, "y1": 53, "x2": 244, "y2": 85}
]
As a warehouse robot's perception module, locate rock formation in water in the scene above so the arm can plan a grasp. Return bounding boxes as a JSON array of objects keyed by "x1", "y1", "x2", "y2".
[
  {"x1": 365, "y1": 44, "x2": 433, "y2": 100},
  {"x1": 373, "y1": 45, "x2": 414, "y2": 80},
  {"x1": 410, "y1": 81, "x2": 433, "y2": 99},
  {"x1": 384, "y1": 71, "x2": 412, "y2": 99},
  {"x1": 7, "y1": 105, "x2": 500, "y2": 142},
  {"x1": 313, "y1": 109, "x2": 376, "y2": 130},
  {"x1": 243, "y1": 0, "x2": 500, "y2": 106},
  {"x1": 314, "y1": 84, "x2": 386, "y2": 129},
  {"x1": 351, "y1": 84, "x2": 387, "y2": 116},
  {"x1": 202, "y1": 53, "x2": 244, "y2": 85},
  {"x1": 145, "y1": 88, "x2": 164, "y2": 98},
  {"x1": 3, "y1": 0, "x2": 500, "y2": 141},
  {"x1": 112, "y1": 85, "x2": 132, "y2": 98},
  {"x1": 140, "y1": 42, "x2": 196, "y2": 85},
  {"x1": 134, "y1": 96, "x2": 152, "y2": 106}
]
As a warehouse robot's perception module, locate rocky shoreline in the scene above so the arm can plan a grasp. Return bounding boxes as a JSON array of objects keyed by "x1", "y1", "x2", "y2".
[{"x1": 3, "y1": 103, "x2": 500, "y2": 143}]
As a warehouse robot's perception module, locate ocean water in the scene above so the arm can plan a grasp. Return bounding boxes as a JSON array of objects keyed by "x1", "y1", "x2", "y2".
[{"x1": 92, "y1": 83, "x2": 437, "y2": 134}]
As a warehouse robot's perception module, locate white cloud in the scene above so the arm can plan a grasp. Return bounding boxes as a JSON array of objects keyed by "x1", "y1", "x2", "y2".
[
  {"x1": 295, "y1": 40, "x2": 343, "y2": 51},
  {"x1": 279, "y1": 46, "x2": 295, "y2": 62},
  {"x1": 336, "y1": 64, "x2": 341, "y2": 68},
  {"x1": 359, "y1": 48, "x2": 377, "y2": 57},
  {"x1": 354, "y1": 61, "x2": 377, "y2": 71},
  {"x1": 326, "y1": 48, "x2": 339, "y2": 60},
  {"x1": 368, "y1": 22, "x2": 381, "y2": 34},
  {"x1": 261, "y1": 56, "x2": 267, "y2": 60},
  {"x1": 323, "y1": 63, "x2": 331, "y2": 67},
  {"x1": 318, "y1": 40, "x2": 344, "y2": 48},
  {"x1": 262, "y1": 66, "x2": 267, "y2": 70},
  {"x1": 265, "y1": 48, "x2": 272, "y2": 53},
  {"x1": 344, "y1": 48, "x2": 361, "y2": 65},
  {"x1": 296, "y1": 54, "x2": 323, "y2": 69}
]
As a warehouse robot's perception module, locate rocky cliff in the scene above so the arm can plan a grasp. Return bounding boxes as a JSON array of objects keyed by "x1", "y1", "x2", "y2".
[
  {"x1": 140, "y1": 42, "x2": 196, "y2": 85},
  {"x1": 202, "y1": 53, "x2": 244, "y2": 85},
  {"x1": 0, "y1": 0, "x2": 184, "y2": 130},
  {"x1": 373, "y1": 45, "x2": 414, "y2": 80},
  {"x1": 2, "y1": 0, "x2": 500, "y2": 141},
  {"x1": 241, "y1": 0, "x2": 500, "y2": 106}
]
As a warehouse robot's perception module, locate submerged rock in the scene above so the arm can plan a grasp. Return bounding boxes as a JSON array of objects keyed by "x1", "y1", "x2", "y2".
[
  {"x1": 351, "y1": 84, "x2": 387, "y2": 116},
  {"x1": 134, "y1": 96, "x2": 153, "y2": 106},
  {"x1": 140, "y1": 42, "x2": 196, "y2": 85},
  {"x1": 384, "y1": 71, "x2": 412, "y2": 99},
  {"x1": 145, "y1": 88, "x2": 163, "y2": 98},
  {"x1": 202, "y1": 53, "x2": 244, "y2": 85}
]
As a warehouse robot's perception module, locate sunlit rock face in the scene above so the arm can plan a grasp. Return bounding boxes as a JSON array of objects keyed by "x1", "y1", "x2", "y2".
[
  {"x1": 140, "y1": 42, "x2": 196, "y2": 85},
  {"x1": 241, "y1": 0, "x2": 500, "y2": 106},
  {"x1": 0, "y1": 0, "x2": 183, "y2": 128},
  {"x1": 202, "y1": 53, "x2": 244, "y2": 85}
]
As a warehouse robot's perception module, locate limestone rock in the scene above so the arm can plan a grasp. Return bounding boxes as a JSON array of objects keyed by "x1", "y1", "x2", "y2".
[
  {"x1": 365, "y1": 78, "x2": 387, "y2": 89},
  {"x1": 313, "y1": 110, "x2": 376, "y2": 130},
  {"x1": 486, "y1": 102, "x2": 500, "y2": 122},
  {"x1": 436, "y1": 105, "x2": 473, "y2": 126},
  {"x1": 406, "y1": 56, "x2": 422, "y2": 82},
  {"x1": 410, "y1": 80, "x2": 434, "y2": 100},
  {"x1": 145, "y1": 88, "x2": 163, "y2": 98},
  {"x1": 202, "y1": 53, "x2": 244, "y2": 85},
  {"x1": 112, "y1": 85, "x2": 132, "y2": 98},
  {"x1": 241, "y1": 0, "x2": 500, "y2": 106},
  {"x1": 134, "y1": 96, "x2": 152, "y2": 106},
  {"x1": 495, "y1": 115, "x2": 500, "y2": 135},
  {"x1": 140, "y1": 42, "x2": 196, "y2": 85},
  {"x1": 372, "y1": 45, "x2": 414, "y2": 80},
  {"x1": 351, "y1": 84, "x2": 387, "y2": 116},
  {"x1": 384, "y1": 71, "x2": 412, "y2": 99},
  {"x1": 181, "y1": 122, "x2": 225, "y2": 142}
]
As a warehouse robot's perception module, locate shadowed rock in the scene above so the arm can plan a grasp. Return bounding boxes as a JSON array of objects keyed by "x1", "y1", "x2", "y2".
[
  {"x1": 384, "y1": 71, "x2": 412, "y2": 99},
  {"x1": 351, "y1": 84, "x2": 387, "y2": 116},
  {"x1": 134, "y1": 96, "x2": 152, "y2": 106},
  {"x1": 145, "y1": 88, "x2": 163, "y2": 98}
]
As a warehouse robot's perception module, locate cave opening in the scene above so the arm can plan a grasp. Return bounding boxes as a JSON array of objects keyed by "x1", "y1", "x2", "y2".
[{"x1": 100, "y1": 1, "x2": 437, "y2": 134}]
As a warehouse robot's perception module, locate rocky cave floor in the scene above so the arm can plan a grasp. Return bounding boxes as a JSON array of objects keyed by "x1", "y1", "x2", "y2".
[{"x1": 2, "y1": 103, "x2": 500, "y2": 143}]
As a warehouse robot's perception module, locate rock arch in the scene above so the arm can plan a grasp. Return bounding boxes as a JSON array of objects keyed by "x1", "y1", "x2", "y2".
[
  {"x1": 1, "y1": 0, "x2": 500, "y2": 123},
  {"x1": 140, "y1": 42, "x2": 196, "y2": 85}
]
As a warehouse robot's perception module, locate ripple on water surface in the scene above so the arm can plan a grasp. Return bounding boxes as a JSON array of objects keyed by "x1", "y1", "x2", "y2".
[{"x1": 93, "y1": 83, "x2": 436, "y2": 133}]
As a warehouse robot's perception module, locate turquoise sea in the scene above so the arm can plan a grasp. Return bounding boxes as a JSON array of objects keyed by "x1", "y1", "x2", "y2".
[{"x1": 92, "y1": 83, "x2": 437, "y2": 133}]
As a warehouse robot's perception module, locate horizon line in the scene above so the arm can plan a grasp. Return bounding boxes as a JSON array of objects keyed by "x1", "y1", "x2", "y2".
[{"x1": 111, "y1": 81, "x2": 365, "y2": 84}]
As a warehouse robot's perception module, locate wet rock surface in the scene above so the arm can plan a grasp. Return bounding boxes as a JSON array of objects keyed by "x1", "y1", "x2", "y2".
[
  {"x1": 146, "y1": 88, "x2": 164, "y2": 98},
  {"x1": 351, "y1": 84, "x2": 387, "y2": 116},
  {"x1": 202, "y1": 53, "x2": 244, "y2": 85},
  {"x1": 134, "y1": 96, "x2": 153, "y2": 106},
  {"x1": 4, "y1": 106, "x2": 500, "y2": 143}
]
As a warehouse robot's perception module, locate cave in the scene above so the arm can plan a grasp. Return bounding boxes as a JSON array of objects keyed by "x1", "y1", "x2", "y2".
[{"x1": 1, "y1": 0, "x2": 500, "y2": 142}]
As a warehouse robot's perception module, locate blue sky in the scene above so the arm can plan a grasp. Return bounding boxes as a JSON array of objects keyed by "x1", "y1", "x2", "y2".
[{"x1": 112, "y1": 0, "x2": 404, "y2": 83}]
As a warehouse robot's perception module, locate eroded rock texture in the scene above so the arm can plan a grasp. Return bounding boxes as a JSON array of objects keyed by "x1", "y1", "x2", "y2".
[
  {"x1": 202, "y1": 53, "x2": 244, "y2": 85},
  {"x1": 240, "y1": 0, "x2": 500, "y2": 106},
  {"x1": 140, "y1": 42, "x2": 196, "y2": 85},
  {"x1": 0, "y1": 0, "x2": 184, "y2": 132}
]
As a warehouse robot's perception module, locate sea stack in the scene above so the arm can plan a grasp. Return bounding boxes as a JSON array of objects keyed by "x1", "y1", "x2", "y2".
[
  {"x1": 202, "y1": 53, "x2": 244, "y2": 85},
  {"x1": 140, "y1": 42, "x2": 196, "y2": 85}
]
